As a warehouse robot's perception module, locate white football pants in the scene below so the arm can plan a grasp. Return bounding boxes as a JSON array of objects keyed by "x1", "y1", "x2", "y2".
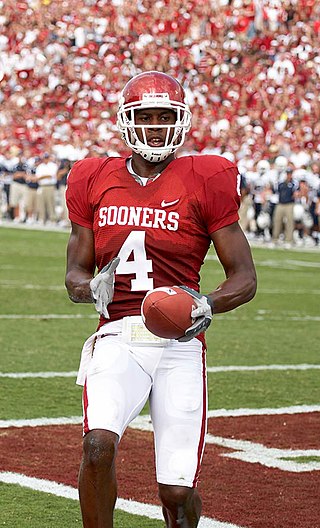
[{"x1": 80, "y1": 317, "x2": 207, "y2": 487}]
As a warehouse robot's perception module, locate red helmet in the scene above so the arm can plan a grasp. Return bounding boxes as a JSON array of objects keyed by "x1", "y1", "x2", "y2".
[{"x1": 117, "y1": 71, "x2": 192, "y2": 162}]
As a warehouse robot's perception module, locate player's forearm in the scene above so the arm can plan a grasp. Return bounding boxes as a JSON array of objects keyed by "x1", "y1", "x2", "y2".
[
  {"x1": 208, "y1": 270, "x2": 257, "y2": 314},
  {"x1": 65, "y1": 271, "x2": 93, "y2": 304}
]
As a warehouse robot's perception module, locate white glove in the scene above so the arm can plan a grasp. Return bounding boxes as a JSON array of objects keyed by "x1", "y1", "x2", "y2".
[
  {"x1": 177, "y1": 285, "x2": 214, "y2": 342},
  {"x1": 90, "y1": 257, "x2": 120, "y2": 318}
]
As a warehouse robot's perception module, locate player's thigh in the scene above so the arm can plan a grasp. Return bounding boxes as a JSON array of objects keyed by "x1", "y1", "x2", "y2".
[
  {"x1": 84, "y1": 335, "x2": 152, "y2": 437},
  {"x1": 150, "y1": 339, "x2": 207, "y2": 487}
]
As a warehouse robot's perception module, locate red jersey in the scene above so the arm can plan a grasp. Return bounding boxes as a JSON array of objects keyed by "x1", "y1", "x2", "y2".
[{"x1": 66, "y1": 155, "x2": 240, "y2": 324}]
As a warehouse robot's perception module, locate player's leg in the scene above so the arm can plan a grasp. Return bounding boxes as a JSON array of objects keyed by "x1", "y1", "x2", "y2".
[
  {"x1": 159, "y1": 484, "x2": 202, "y2": 528},
  {"x1": 79, "y1": 429, "x2": 119, "y2": 528},
  {"x1": 150, "y1": 338, "x2": 207, "y2": 527},
  {"x1": 79, "y1": 333, "x2": 152, "y2": 527}
]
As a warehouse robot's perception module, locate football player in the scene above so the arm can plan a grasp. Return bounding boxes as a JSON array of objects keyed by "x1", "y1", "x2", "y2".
[{"x1": 65, "y1": 71, "x2": 257, "y2": 528}]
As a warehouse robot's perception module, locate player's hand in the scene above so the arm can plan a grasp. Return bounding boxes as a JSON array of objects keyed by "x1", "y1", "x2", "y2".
[
  {"x1": 177, "y1": 285, "x2": 213, "y2": 342},
  {"x1": 90, "y1": 257, "x2": 120, "y2": 318}
]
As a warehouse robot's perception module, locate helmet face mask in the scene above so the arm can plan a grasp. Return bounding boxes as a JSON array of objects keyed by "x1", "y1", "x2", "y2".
[{"x1": 117, "y1": 71, "x2": 192, "y2": 162}]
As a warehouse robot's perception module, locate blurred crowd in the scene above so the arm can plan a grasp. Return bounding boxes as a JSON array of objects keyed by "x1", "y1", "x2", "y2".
[
  {"x1": 238, "y1": 156, "x2": 320, "y2": 248},
  {"x1": 0, "y1": 0, "x2": 319, "y2": 245}
]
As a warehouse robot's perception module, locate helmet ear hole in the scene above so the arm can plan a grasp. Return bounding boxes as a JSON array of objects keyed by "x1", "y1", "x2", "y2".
[{"x1": 116, "y1": 71, "x2": 192, "y2": 162}]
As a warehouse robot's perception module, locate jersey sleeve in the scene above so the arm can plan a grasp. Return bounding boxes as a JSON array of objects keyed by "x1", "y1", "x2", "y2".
[
  {"x1": 197, "y1": 162, "x2": 241, "y2": 234},
  {"x1": 65, "y1": 158, "x2": 99, "y2": 229}
]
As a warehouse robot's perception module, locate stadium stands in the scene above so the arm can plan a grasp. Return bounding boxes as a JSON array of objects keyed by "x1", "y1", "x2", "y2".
[{"x1": 0, "y1": 0, "x2": 319, "y2": 245}]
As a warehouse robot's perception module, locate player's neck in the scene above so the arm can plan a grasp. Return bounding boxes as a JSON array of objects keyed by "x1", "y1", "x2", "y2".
[
  {"x1": 126, "y1": 158, "x2": 160, "y2": 186},
  {"x1": 130, "y1": 153, "x2": 175, "y2": 179}
]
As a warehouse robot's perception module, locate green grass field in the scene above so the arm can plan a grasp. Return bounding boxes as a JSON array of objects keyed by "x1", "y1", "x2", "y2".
[{"x1": 0, "y1": 226, "x2": 319, "y2": 527}]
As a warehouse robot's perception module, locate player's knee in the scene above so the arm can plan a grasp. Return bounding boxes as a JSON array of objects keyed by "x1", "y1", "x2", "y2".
[
  {"x1": 83, "y1": 429, "x2": 118, "y2": 470},
  {"x1": 158, "y1": 483, "x2": 195, "y2": 509}
]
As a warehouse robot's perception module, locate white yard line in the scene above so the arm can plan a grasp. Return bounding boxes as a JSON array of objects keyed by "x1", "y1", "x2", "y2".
[
  {"x1": 0, "y1": 281, "x2": 65, "y2": 291},
  {"x1": 0, "y1": 472, "x2": 244, "y2": 528},
  {"x1": 207, "y1": 364, "x2": 320, "y2": 373},
  {"x1": 206, "y1": 405, "x2": 320, "y2": 418},
  {"x1": 0, "y1": 416, "x2": 83, "y2": 428},
  {"x1": 257, "y1": 288, "x2": 320, "y2": 294},
  {"x1": 221, "y1": 314, "x2": 320, "y2": 322},
  {"x1": 225, "y1": 314, "x2": 320, "y2": 321},
  {"x1": 1, "y1": 363, "x2": 319, "y2": 379},
  {"x1": 205, "y1": 254, "x2": 320, "y2": 265},
  {"x1": 1, "y1": 405, "x2": 320, "y2": 430},
  {"x1": 259, "y1": 259, "x2": 320, "y2": 269},
  {"x1": 0, "y1": 371, "x2": 79, "y2": 378}
]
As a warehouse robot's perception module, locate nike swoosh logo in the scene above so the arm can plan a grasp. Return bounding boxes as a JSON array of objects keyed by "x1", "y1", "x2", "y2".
[{"x1": 161, "y1": 199, "x2": 180, "y2": 208}]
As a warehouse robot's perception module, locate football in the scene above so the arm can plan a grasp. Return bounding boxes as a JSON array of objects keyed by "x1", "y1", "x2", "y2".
[{"x1": 141, "y1": 286, "x2": 195, "y2": 339}]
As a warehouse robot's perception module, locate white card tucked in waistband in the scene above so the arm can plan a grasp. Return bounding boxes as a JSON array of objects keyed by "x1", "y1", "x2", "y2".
[{"x1": 122, "y1": 316, "x2": 169, "y2": 346}]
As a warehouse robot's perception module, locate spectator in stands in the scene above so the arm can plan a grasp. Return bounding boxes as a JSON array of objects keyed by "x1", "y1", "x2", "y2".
[
  {"x1": 272, "y1": 168, "x2": 298, "y2": 247},
  {"x1": 8, "y1": 154, "x2": 28, "y2": 223},
  {"x1": 25, "y1": 154, "x2": 39, "y2": 225},
  {"x1": 294, "y1": 178, "x2": 317, "y2": 247},
  {"x1": 35, "y1": 153, "x2": 58, "y2": 225}
]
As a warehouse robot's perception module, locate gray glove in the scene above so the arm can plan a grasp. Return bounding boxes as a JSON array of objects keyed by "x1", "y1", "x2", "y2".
[
  {"x1": 90, "y1": 257, "x2": 120, "y2": 318},
  {"x1": 177, "y1": 285, "x2": 214, "y2": 342}
]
